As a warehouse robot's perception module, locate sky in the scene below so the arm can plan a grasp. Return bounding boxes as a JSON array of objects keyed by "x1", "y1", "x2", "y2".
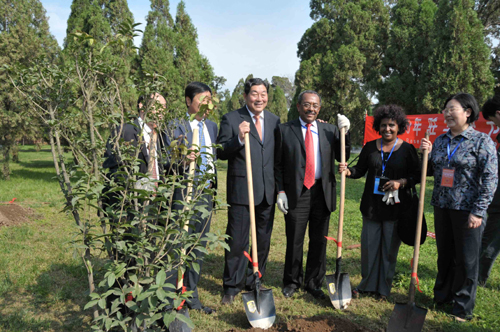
[{"x1": 40, "y1": 0, "x2": 315, "y2": 92}]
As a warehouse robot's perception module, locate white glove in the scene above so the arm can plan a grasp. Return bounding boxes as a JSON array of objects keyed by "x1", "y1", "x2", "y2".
[
  {"x1": 392, "y1": 189, "x2": 400, "y2": 204},
  {"x1": 277, "y1": 192, "x2": 288, "y2": 214},
  {"x1": 337, "y1": 114, "x2": 350, "y2": 131},
  {"x1": 382, "y1": 190, "x2": 400, "y2": 205},
  {"x1": 382, "y1": 191, "x2": 394, "y2": 205}
]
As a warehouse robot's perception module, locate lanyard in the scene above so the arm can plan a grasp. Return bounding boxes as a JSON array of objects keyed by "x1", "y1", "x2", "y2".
[
  {"x1": 381, "y1": 138, "x2": 398, "y2": 176},
  {"x1": 447, "y1": 136, "x2": 464, "y2": 166},
  {"x1": 301, "y1": 124, "x2": 318, "y2": 135}
]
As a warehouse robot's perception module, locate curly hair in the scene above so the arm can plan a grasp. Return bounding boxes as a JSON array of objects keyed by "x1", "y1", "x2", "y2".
[{"x1": 372, "y1": 104, "x2": 409, "y2": 135}]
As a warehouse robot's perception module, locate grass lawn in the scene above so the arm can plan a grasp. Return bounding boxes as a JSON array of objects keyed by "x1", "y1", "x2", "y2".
[{"x1": 0, "y1": 146, "x2": 499, "y2": 331}]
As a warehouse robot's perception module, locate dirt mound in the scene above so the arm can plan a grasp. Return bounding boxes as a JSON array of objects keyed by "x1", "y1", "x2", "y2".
[
  {"x1": 228, "y1": 315, "x2": 373, "y2": 332},
  {"x1": 0, "y1": 204, "x2": 39, "y2": 227}
]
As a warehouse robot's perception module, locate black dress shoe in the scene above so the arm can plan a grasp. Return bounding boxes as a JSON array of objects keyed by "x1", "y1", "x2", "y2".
[
  {"x1": 306, "y1": 288, "x2": 327, "y2": 300},
  {"x1": 282, "y1": 285, "x2": 296, "y2": 298},
  {"x1": 221, "y1": 294, "x2": 234, "y2": 305},
  {"x1": 193, "y1": 306, "x2": 215, "y2": 314}
]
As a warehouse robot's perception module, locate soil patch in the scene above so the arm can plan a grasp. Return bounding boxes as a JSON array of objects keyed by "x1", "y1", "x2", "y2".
[
  {"x1": 227, "y1": 315, "x2": 374, "y2": 332},
  {"x1": 0, "y1": 203, "x2": 40, "y2": 227}
]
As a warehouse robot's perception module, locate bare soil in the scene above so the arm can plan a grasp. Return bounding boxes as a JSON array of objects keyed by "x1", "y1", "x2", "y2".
[
  {"x1": 0, "y1": 203, "x2": 39, "y2": 227},
  {"x1": 227, "y1": 315, "x2": 374, "y2": 332}
]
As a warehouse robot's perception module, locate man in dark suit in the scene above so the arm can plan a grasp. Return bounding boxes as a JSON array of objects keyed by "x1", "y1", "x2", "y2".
[
  {"x1": 217, "y1": 78, "x2": 281, "y2": 304},
  {"x1": 274, "y1": 90, "x2": 351, "y2": 299},
  {"x1": 164, "y1": 82, "x2": 218, "y2": 314},
  {"x1": 103, "y1": 92, "x2": 166, "y2": 197}
]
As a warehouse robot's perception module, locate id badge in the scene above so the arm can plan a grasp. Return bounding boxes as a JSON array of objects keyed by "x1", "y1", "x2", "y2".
[
  {"x1": 374, "y1": 176, "x2": 385, "y2": 195},
  {"x1": 441, "y1": 168, "x2": 455, "y2": 188}
]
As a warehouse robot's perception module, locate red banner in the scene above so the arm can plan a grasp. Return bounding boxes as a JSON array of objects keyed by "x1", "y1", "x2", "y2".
[{"x1": 364, "y1": 114, "x2": 500, "y2": 147}]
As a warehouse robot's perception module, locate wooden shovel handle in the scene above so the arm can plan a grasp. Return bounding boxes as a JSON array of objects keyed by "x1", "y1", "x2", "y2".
[
  {"x1": 337, "y1": 127, "x2": 346, "y2": 259},
  {"x1": 177, "y1": 127, "x2": 200, "y2": 290},
  {"x1": 409, "y1": 132, "x2": 430, "y2": 301},
  {"x1": 244, "y1": 133, "x2": 259, "y2": 273}
]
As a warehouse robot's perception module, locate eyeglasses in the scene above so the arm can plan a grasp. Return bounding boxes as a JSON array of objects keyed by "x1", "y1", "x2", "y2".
[
  {"x1": 442, "y1": 107, "x2": 466, "y2": 114},
  {"x1": 301, "y1": 103, "x2": 320, "y2": 110}
]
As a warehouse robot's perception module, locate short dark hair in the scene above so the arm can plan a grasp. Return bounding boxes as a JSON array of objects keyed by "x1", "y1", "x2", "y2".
[
  {"x1": 482, "y1": 95, "x2": 500, "y2": 120},
  {"x1": 185, "y1": 82, "x2": 212, "y2": 106},
  {"x1": 444, "y1": 93, "x2": 480, "y2": 124},
  {"x1": 297, "y1": 90, "x2": 321, "y2": 105},
  {"x1": 372, "y1": 104, "x2": 409, "y2": 135},
  {"x1": 137, "y1": 95, "x2": 146, "y2": 114},
  {"x1": 244, "y1": 78, "x2": 269, "y2": 94}
]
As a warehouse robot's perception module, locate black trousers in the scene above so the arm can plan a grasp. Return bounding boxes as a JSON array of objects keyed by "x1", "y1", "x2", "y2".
[
  {"x1": 223, "y1": 199, "x2": 275, "y2": 296},
  {"x1": 433, "y1": 207, "x2": 483, "y2": 319},
  {"x1": 283, "y1": 180, "x2": 331, "y2": 290}
]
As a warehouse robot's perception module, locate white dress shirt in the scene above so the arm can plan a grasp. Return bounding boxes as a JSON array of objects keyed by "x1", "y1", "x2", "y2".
[
  {"x1": 299, "y1": 117, "x2": 322, "y2": 179},
  {"x1": 138, "y1": 117, "x2": 159, "y2": 180},
  {"x1": 189, "y1": 118, "x2": 215, "y2": 174},
  {"x1": 239, "y1": 106, "x2": 265, "y2": 145}
]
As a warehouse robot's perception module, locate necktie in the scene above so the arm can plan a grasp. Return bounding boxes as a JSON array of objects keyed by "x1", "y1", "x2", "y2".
[
  {"x1": 254, "y1": 115, "x2": 262, "y2": 141},
  {"x1": 304, "y1": 123, "x2": 315, "y2": 189},
  {"x1": 198, "y1": 121, "x2": 207, "y2": 174}
]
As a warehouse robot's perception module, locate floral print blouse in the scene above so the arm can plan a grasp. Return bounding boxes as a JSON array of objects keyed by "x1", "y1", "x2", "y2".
[{"x1": 429, "y1": 126, "x2": 498, "y2": 217}]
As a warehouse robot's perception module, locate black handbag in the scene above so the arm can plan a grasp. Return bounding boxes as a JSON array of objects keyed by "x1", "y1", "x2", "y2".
[{"x1": 397, "y1": 186, "x2": 427, "y2": 246}]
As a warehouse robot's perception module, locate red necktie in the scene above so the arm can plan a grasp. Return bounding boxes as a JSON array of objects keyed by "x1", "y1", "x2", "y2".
[
  {"x1": 254, "y1": 115, "x2": 262, "y2": 141},
  {"x1": 304, "y1": 123, "x2": 315, "y2": 189}
]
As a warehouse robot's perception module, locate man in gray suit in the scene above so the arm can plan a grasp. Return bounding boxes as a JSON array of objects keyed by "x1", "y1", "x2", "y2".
[{"x1": 217, "y1": 78, "x2": 280, "y2": 304}]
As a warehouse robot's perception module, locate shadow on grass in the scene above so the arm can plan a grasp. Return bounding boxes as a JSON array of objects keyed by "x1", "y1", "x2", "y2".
[
  {"x1": 19, "y1": 160, "x2": 56, "y2": 169},
  {"x1": 10, "y1": 168, "x2": 56, "y2": 183},
  {"x1": 0, "y1": 262, "x2": 90, "y2": 332}
]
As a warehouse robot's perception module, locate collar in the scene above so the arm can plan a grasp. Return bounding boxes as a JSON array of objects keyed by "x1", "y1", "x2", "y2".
[
  {"x1": 138, "y1": 116, "x2": 152, "y2": 135},
  {"x1": 299, "y1": 117, "x2": 317, "y2": 129},
  {"x1": 246, "y1": 105, "x2": 264, "y2": 120},
  {"x1": 445, "y1": 125, "x2": 474, "y2": 140}
]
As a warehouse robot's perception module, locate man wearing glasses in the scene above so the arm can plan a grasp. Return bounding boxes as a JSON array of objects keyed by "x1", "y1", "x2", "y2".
[{"x1": 274, "y1": 90, "x2": 351, "y2": 299}]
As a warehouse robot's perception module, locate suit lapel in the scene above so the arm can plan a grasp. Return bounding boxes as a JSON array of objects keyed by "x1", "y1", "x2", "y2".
[
  {"x1": 318, "y1": 122, "x2": 327, "y2": 161},
  {"x1": 291, "y1": 119, "x2": 306, "y2": 153},
  {"x1": 239, "y1": 107, "x2": 262, "y2": 145},
  {"x1": 263, "y1": 110, "x2": 273, "y2": 147}
]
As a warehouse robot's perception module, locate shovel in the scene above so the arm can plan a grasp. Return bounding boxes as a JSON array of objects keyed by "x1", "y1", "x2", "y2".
[
  {"x1": 241, "y1": 132, "x2": 276, "y2": 329},
  {"x1": 169, "y1": 127, "x2": 200, "y2": 332},
  {"x1": 325, "y1": 126, "x2": 351, "y2": 310},
  {"x1": 387, "y1": 133, "x2": 429, "y2": 332}
]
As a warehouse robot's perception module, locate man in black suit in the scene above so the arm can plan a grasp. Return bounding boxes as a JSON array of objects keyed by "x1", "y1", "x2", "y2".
[
  {"x1": 103, "y1": 92, "x2": 166, "y2": 196},
  {"x1": 274, "y1": 90, "x2": 351, "y2": 299},
  {"x1": 217, "y1": 78, "x2": 280, "y2": 304},
  {"x1": 164, "y1": 82, "x2": 218, "y2": 314}
]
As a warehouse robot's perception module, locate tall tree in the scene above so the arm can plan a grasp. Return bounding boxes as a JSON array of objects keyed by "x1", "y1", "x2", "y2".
[
  {"x1": 0, "y1": 0, "x2": 59, "y2": 179},
  {"x1": 294, "y1": 0, "x2": 389, "y2": 143},
  {"x1": 173, "y1": 1, "x2": 214, "y2": 90},
  {"x1": 378, "y1": 0, "x2": 437, "y2": 113},
  {"x1": 270, "y1": 86, "x2": 288, "y2": 123},
  {"x1": 64, "y1": 0, "x2": 136, "y2": 112},
  {"x1": 139, "y1": 0, "x2": 181, "y2": 108},
  {"x1": 272, "y1": 76, "x2": 296, "y2": 109},
  {"x1": 423, "y1": 0, "x2": 493, "y2": 110}
]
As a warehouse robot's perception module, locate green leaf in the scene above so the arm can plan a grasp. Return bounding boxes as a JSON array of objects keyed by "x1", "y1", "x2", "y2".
[
  {"x1": 175, "y1": 311, "x2": 195, "y2": 328},
  {"x1": 84, "y1": 300, "x2": 99, "y2": 310},
  {"x1": 156, "y1": 269, "x2": 166, "y2": 286},
  {"x1": 98, "y1": 298, "x2": 106, "y2": 309},
  {"x1": 163, "y1": 311, "x2": 176, "y2": 327},
  {"x1": 107, "y1": 273, "x2": 116, "y2": 288}
]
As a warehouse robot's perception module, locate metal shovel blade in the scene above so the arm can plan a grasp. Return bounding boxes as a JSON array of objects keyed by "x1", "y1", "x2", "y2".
[
  {"x1": 168, "y1": 307, "x2": 192, "y2": 332},
  {"x1": 326, "y1": 272, "x2": 351, "y2": 309},
  {"x1": 387, "y1": 302, "x2": 427, "y2": 332},
  {"x1": 242, "y1": 289, "x2": 276, "y2": 329}
]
